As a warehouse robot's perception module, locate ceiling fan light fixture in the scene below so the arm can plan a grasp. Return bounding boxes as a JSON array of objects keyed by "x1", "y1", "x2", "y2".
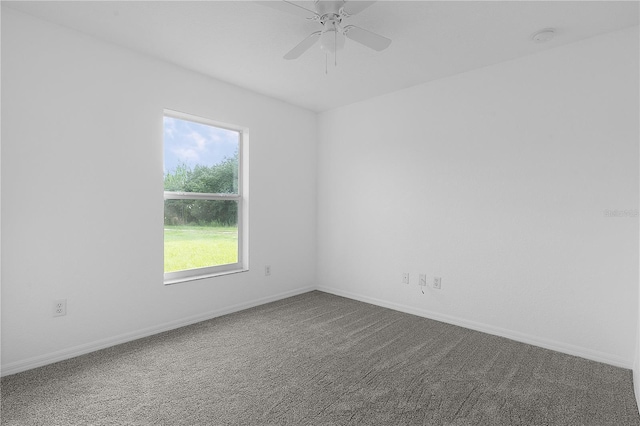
[
  {"x1": 320, "y1": 29, "x2": 345, "y2": 53},
  {"x1": 279, "y1": 0, "x2": 390, "y2": 61}
]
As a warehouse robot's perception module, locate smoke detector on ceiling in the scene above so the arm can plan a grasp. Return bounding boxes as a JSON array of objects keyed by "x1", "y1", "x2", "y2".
[{"x1": 531, "y1": 28, "x2": 556, "y2": 43}]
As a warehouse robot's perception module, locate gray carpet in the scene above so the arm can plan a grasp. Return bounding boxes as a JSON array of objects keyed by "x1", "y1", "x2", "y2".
[{"x1": 2, "y1": 291, "x2": 639, "y2": 425}]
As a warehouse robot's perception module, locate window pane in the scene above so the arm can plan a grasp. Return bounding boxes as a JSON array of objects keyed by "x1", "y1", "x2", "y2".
[
  {"x1": 164, "y1": 199, "x2": 238, "y2": 273},
  {"x1": 163, "y1": 116, "x2": 239, "y2": 194}
]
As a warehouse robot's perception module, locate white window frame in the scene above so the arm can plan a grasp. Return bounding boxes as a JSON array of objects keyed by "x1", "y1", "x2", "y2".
[{"x1": 163, "y1": 109, "x2": 248, "y2": 284}]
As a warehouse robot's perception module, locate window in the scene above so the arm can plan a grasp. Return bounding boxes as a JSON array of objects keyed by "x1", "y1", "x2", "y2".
[{"x1": 163, "y1": 110, "x2": 246, "y2": 283}]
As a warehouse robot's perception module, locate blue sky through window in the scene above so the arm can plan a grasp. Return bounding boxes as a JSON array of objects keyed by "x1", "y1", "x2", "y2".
[{"x1": 163, "y1": 116, "x2": 238, "y2": 175}]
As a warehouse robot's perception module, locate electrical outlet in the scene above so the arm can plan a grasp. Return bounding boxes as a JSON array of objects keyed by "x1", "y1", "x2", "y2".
[
  {"x1": 53, "y1": 299, "x2": 67, "y2": 317},
  {"x1": 419, "y1": 274, "x2": 427, "y2": 287},
  {"x1": 265, "y1": 265, "x2": 271, "y2": 276},
  {"x1": 433, "y1": 277, "x2": 442, "y2": 289},
  {"x1": 402, "y1": 272, "x2": 410, "y2": 284}
]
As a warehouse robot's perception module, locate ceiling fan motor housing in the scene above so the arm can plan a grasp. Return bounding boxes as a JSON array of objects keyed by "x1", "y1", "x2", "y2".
[{"x1": 315, "y1": 0, "x2": 345, "y2": 16}]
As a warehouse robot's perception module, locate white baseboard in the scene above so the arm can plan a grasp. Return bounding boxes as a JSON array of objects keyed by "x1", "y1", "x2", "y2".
[
  {"x1": 634, "y1": 367, "x2": 640, "y2": 410},
  {"x1": 317, "y1": 285, "x2": 632, "y2": 370},
  {"x1": 634, "y1": 336, "x2": 640, "y2": 411},
  {"x1": 1, "y1": 286, "x2": 315, "y2": 377},
  {"x1": 3, "y1": 284, "x2": 632, "y2": 377}
]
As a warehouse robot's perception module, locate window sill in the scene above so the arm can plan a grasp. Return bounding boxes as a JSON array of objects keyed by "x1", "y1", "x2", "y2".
[{"x1": 164, "y1": 268, "x2": 248, "y2": 286}]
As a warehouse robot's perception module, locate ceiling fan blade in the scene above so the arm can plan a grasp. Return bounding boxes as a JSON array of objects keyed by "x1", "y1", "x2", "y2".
[
  {"x1": 343, "y1": 25, "x2": 391, "y2": 51},
  {"x1": 341, "y1": 1, "x2": 376, "y2": 16},
  {"x1": 267, "y1": 1, "x2": 319, "y2": 20},
  {"x1": 284, "y1": 31, "x2": 322, "y2": 59}
]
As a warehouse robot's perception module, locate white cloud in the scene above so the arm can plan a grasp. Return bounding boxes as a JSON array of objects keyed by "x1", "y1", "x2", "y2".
[
  {"x1": 207, "y1": 127, "x2": 224, "y2": 143},
  {"x1": 188, "y1": 131, "x2": 208, "y2": 151},
  {"x1": 164, "y1": 117, "x2": 177, "y2": 139},
  {"x1": 165, "y1": 117, "x2": 239, "y2": 170},
  {"x1": 172, "y1": 147, "x2": 200, "y2": 164}
]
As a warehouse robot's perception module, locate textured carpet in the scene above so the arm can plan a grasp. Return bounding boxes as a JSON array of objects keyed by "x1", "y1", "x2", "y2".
[{"x1": 2, "y1": 291, "x2": 639, "y2": 425}]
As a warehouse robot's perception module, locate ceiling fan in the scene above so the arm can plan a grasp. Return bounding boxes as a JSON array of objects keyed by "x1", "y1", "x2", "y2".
[{"x1": 270, "y1": 0, "x2": 392, "y2": 60}]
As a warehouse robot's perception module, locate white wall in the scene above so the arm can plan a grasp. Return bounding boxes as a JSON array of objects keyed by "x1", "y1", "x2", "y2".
[
  {"x1": 1, "y1": 8, "x2": 317, "y2": 375},
  {"x1": 2, "y1": 6, "x2": 639, "y2": 380},
  {"x1": 317, "y1": 26, "x2": 639, "y2": 368}
]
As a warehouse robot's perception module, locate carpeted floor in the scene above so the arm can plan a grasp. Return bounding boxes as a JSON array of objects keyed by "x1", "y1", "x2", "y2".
[{"x1": 2, "y1": 291, "x2": 639, "y2": 425}]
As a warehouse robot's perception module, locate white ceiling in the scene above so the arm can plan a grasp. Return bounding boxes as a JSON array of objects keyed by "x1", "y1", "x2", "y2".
[{"x1": 4, "y1": 1, "x2": 639, "y2": 112}]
